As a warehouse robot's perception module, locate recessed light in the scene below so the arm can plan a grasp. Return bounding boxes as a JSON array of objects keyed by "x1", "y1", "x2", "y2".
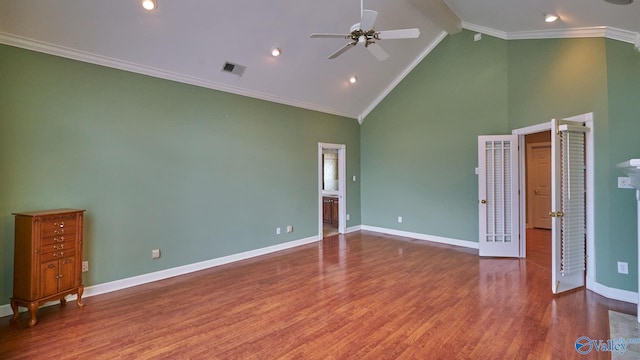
[
  {"x1": 271, "y1": 47, "x2": 281, "y2": 57},
  {"x1": 544, "y1": 13, "x2": 558, "y2": 23},
  {"x1": 142, "y1": 0, "x2": 157, "y2": 11},
  {"x1": 349, "y1": 76, "x2": 357, "y2": 84}
]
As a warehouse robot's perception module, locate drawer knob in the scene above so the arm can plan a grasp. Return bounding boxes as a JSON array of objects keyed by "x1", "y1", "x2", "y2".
[
  {"x1": 54, "y1": 222, "x2": 65, "y2": 228},
  {"x1": 54, "y1": 229, "x2": 65, "y2": 234},
  {"x1": 53, "y1": 244, "x2": 64, "y2": 250},
  {"x1": 53, "y1": 252, "x2": 64, "y2": 257}
]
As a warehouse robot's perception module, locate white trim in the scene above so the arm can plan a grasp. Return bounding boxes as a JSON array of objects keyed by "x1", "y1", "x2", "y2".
[
  {"x1": 0, "y1": 235, "x2": 320, "y2": 318},
  {"x1": 3, "y1": 27, "x2": 637, "y2": 125},
  {"x1": 358, "y1": 31, "x2": 448, "y2": 123},
  {"x1": 512, "y1": 113, "x2": 596, "y2": 293},
  {"x1": 514, "y1": 122, "x2": 553, "y2": 259},
  {"x1": 0, "y1": 32, "x2": 359, "y2": 120},
  {"x1": 361, "y1": 225, "x2": 479, "y2": 249},
  {"x1": 588, "y1": 278, "x2": 638, "y2": 305},
  {"x1": 512, "y1": 122, "x2": 551, "y2": 136},
  {"x1": 462, "y1": 22, "x2": 638, "y2": 45},
  {"x1": 462, "y1": 22, "x2": 508, "y2": 40},
  {"x1": 3, "y1": 226, "x2": 634, "y2": 318}
]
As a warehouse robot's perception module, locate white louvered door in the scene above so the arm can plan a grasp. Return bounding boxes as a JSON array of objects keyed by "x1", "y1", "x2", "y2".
[
  {"x1": 551, "y1": 118, "x2": 588, "y2": 294},
  {"x1": 478, "y1": 135, "x2": 520, "y2": 257}
]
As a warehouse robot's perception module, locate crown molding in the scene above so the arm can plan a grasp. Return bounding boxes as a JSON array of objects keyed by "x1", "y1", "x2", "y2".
[
  {"x1": 358, "y1": 23, "x2": 639, "y2": 123},
  {"x1": 461, "y1": 22, "x2": 508, "y2": 40},
  {"x1": 0, "y1": 32, "x2": 359, "y2": 121},
  {"x1": 462, "y1": 22, "x2": 639, "y2": 45},
  {"x1": 2, "y1": 23, "x2": 638, "y2": 126}
]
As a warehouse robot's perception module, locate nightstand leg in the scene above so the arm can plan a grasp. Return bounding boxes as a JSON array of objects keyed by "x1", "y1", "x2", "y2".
[
  {"x1": 10, "y1": 299, "x2": 18, "y2": 323},
  {"x1": 27, "y1": 303, "x2": 38, "y2": 327}
]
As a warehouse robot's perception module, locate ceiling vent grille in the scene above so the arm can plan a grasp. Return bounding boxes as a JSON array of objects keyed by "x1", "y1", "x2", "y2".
[{"x1": 222, "y1": 61, "x2": 246, "y2": 77}]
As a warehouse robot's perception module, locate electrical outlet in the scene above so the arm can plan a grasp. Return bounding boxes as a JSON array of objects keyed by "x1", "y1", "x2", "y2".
[
  {"x1": 398, "y1": 216, "x2": 403, "y2": 223},
  {"x1": 152, "y1": 249, "x2": 161, "y2": 259},
  {"x1": 82, "y1": 261, "x2": 89, "y2": 272},
  {"x1": 287, "y1": 225, "x2": 293, "y2": 233},
  {"x1": 346, "y1": 214, "x2": 350, "y2": 221},
  {"x1": 276, "y1": 227, "x2": 281, "y2": 235},
  {"x1": 617, "y1": 261, "x2": 629, "y2": 274},
  {"x1": 618, "y1": 177, "x2": 633, "y2": 189}
]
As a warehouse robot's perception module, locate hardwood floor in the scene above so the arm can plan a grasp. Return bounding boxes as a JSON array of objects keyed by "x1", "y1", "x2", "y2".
[
  {"x1": 323, "y1": 224, "x2": 339, "y2": 238},
  {"x1": 526, "y1": 227, "x2": 552, "y2": 270},
  {"x1": 1, "y1": 231, "x2": 635, "y2": 359}
]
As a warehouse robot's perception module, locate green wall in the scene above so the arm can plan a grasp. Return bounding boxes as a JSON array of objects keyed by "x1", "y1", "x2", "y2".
[
  {"x1": 0, "y1": 44, "x2": 361, "y2": 303},
  {"x1": 507, "y1": 37, "x2": 640, "y2": 291},
  {"x1": 602, "y1": 39, "x2": 640, "y2": 289},
  {"x1": 2, "y1": 30, "x2": 640, "y2": 307},
  {"x1": 361, "y1": 31, "x2": 640, "y2": 292},
  {"x1": 361, "y1": 30, "x2": 509, "y2": 241}
]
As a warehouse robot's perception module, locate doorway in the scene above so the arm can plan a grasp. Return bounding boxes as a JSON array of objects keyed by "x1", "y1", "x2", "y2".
[
  {"x1": 524, "y1": 131, "x2": 552, "y2": 269},
  {"x1": 479, "y1": 113, "x2": 594, "y2": 293},
  {"x1": 318, "y1": 143, "x2": 346, "y2": 238},
  {"x1": 514, "y1": 113, "x2": 595, "y2": 293}
]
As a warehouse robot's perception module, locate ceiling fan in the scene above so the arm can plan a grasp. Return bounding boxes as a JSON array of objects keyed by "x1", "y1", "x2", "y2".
[{"x1": 310, "y1": 0, "x2": 420, "y2": 61}]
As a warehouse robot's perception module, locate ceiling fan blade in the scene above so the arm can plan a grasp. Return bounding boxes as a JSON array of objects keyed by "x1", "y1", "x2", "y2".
[
  {"x1": 360, "y1": 9, "x2": 378, "y2": 30},
  {"x1": 311, "y1": 33, "x2": 349, "y2": 39},
  {"x1": 376, "y1": 28, "x2": 420, "y2": 40},
  {"x1": 367, "y1": 43, "x2": 389, "y2": 61},
  {"x1": 328, "y1": 43, "x2": 356, "y2": 59}
]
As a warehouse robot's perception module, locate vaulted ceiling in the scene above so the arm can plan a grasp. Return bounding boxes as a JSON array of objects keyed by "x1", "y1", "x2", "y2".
[{"x1": 1, "y1": 0, "x2": 638, "y2": 122}]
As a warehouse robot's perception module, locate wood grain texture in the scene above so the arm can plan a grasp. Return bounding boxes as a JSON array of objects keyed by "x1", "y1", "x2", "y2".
[
  {"x1": 526, "y1": 227, "x2": 551, "y2": 270},
  {"x1": 1, "y1": 231, "x2": 634, "y2": 359}
]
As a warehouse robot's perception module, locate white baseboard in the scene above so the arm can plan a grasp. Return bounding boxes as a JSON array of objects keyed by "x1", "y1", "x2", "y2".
[
  {"x1": 361, "y1": 225, "x2": 480, "y2": 249},
  {"x1": 4, "y1": 229, "x2": 636, "y2": 318},
  {"x1": 346, "y1": 225, "x2": 362, "y2": 233},
  {"x1": 0, "y1": 235, "x2": 320, "y2": 318},
  {"x1": 587, "y1": 276, "x2": 638, "y2": 304}
]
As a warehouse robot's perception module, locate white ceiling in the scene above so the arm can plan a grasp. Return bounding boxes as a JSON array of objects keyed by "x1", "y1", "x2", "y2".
[{"x1": 1, "y1": 0, "x2": 639, "y2": 121}]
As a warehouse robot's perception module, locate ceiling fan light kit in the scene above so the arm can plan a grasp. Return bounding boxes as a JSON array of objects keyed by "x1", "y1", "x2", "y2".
[{"x1": 310, "y1": 1, "x2": 420, "y2": 61}]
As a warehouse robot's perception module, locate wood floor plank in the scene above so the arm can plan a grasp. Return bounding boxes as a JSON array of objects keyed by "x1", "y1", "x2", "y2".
[{"x1": 0, "y1": 230, "x2": 634, "y2": 359}]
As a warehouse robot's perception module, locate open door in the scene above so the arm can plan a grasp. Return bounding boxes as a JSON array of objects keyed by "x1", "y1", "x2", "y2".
[
  {"x1": 318, "y1": 143, "x2": 346, "y2": 238},
  {"x1": 550, "y1": 118, "x2": 588, "y2": 294},
  {"x1": 478, "y1": 135, "x2": 520, "y2": 257}
]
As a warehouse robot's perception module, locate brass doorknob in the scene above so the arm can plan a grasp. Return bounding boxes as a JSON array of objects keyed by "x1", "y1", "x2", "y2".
[{"x1": 480, "y1": 199, "x2": 487, "y2": 204}]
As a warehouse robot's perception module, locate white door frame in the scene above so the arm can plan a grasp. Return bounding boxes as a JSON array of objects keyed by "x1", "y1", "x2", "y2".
[
  {"x1": 318, "y1": 143, "x2": 346, "y2": 237},
  {"x1": 512, "y1": 112, "x2": 594, "y2": 289}
]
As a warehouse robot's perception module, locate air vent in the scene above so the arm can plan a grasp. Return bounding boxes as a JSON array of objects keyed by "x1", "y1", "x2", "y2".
[{"x1": 222, "y1": 61, "x2": 247, "y2": 77}]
